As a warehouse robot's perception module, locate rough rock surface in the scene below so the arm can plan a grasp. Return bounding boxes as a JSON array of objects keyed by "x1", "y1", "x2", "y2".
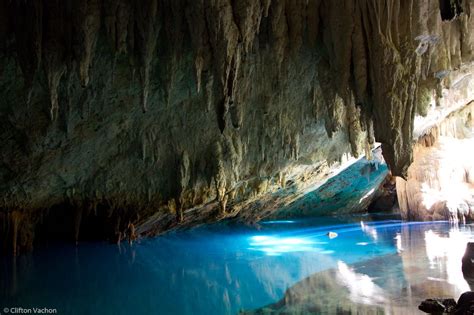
[
  {"x1": 0, "y1": 0, "x2": 473, "y2": 253},
  {"x1": 266, "y1": 147, "x2": 389, "y2": 219},
  {"x1": 396, "y1": 100, "x2": 474, "y2": 221},
  {"x1": 368, "y1": 175, "x2": 399, "y2": 213}
]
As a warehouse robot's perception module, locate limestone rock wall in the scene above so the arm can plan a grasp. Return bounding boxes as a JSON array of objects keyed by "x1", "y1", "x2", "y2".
[
  {"x1": 0, "y1": 0, "x2": 473, "y2": 253},
  {"x1": 264, "y1": 148, "x2": 389, "y2": 219},
  {"x1": 397, "y1": 100, "x2": 474, "y2": 221}
]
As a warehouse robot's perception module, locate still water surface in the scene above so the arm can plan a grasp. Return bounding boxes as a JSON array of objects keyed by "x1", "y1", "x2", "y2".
[{"x1": 1, "y1": 216, "x2": 473, "y2": 314}]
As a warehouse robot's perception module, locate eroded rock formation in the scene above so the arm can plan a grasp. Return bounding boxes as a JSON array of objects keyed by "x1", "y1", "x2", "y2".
[
  {"x1": 397, "y1": 100, "x2": 474, "y2": 221},
  {"x1": 0, "y1": 0, "x2": 473, "y2": 253},
  {"x1": 396, "y1": 62, "x2": 474, "y2": 221},
  {"x1": 265, "y1": 148, "x2": 389, "y2": 219}
]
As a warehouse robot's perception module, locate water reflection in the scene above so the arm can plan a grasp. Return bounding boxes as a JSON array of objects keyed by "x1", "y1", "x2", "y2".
[
  {"x1": 247, "y1": 222, "x2": 474, "y2": 314},
  {"x1": 424, "y1": 227, "x2": 473, "y2": 292},
  {"x1": 2, "y1": 220, "x2": 474, "y2": 314},
  {"x1": 360, "y1": 221, "x2": 378, "y2": 241},
  {"x1": 336, "y1": 261, "x2": 386, "y2": 305}
]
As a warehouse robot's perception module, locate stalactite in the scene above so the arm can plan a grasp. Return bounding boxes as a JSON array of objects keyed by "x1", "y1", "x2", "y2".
[
  {"x1": 306, "y1": 0, "x2": 321, "y2": 47},
  {"x1": 73, "y1": 0, "x2": 101, "y2": 87},
  {"x1": 116, "y1": 0, "x2": 132, "y2": 54},
  {"x1": 261, "y1": 0, "x2": 272, "y2": 17},
  {"x1": 346, "y1": 101, "x2": 365, "y2": 158},
  {"x1": 134, "y1": 0, "x2": 160, "y2": 113},
  {"x1": 168, "y1": 198, "x2": 177, "y2": 216},
  {"x1": 291, "y1": 133, "x2": 300, "y2": 160},
  {"x1": 62, "y1": 72, "x2": 75, "y2": 135},
  {"x1": 199, "y1": 0, "x2": 241, "y2": 132},
  {"x1": 0, "y1": 0, "x2": 473, "y2": 252},
  {"x1": 320, "y1": 0, "x2": 354, "y2": 104},
  {"x1": 185, "y1": 0, "x2": 211, "y2": 94},
  {"x1": 351, "y1": 3, "x2": 369, "y2": 108},
  {"x1": 103, "y1": 0, "x2": 133, "y2": 54},
  {"x1": 42, "y1": 0, "x2": 67, "y2": 121},
  {"x1": 232, "y1": 0, "x2": 263, "y2": 54},
  {"x1": 10, "y1": 0, "x2": 42, "y2": 106},
  {"x1": 177, "y1": 151, "x2": 190, "y2": 222},
  {"x1": 103, "y1": 0, "x2": 120, "y2": 50},
  {"x1": 396, "y1": 102, "x2": 474, "y2": 221},
  {"x1": 217, "y1": 99, "x2": 228, "y2": 133},
  {"x1": 214, "y1": 142, "x2": 227, "y2": 215},
  {"x1": 162, "y1": 0, "x2": 185, "y2": 104},
  {"x1": 225, "y1": 44, "x2": 242, "y2": 130},
  {"x1": 141, "y1": 136, "x2": 147, "y2": 162},
  {"x1": 460, "y1": 1, "x2": 474, "y2": 62},
  {"x1": 229, "y1": 134, "x2": 243, "y2": 182},
  {"x1": 269, "y1": 0, "x2": 288, "y2": 68},
  {"x1": 285, "y1": 0, "x2": 305, "y2": 52}
]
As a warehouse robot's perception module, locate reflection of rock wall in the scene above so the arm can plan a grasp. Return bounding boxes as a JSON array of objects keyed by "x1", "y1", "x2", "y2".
[
  {"x1": 247, "y1": 223, "x2": 474, "y2": 314},
  {"x1": 244, "y1": 263, "x2": 389, "y2": 315},
  {"x1": 397, "y1": 100, "x2": 474, "y2": 221},
  {"x1": 398, "y1": 224, "x2": 472, "y2": 300}
]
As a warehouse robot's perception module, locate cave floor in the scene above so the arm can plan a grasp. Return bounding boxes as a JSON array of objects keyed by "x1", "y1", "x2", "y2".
[{"x1": 1, "y1": 214, "x2": 471, "y2": 315}]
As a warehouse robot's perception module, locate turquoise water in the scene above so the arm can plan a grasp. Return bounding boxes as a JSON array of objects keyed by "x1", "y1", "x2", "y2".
[{"x1": 2, "y1": 217, "x2": 474, "y2": 314}]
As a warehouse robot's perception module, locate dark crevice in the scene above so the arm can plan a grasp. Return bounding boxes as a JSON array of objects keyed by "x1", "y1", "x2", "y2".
[
  {"x1": 439, "y1": 0, "x2": 463, "y2": 21},
  {"x1": 33, "y1": 202, "x2": 141, "y2": 247}
]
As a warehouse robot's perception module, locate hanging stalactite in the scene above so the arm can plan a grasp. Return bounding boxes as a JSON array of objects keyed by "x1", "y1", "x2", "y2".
[{"x1": 0, "y1": 0, "x2": 473, "y2": 252}]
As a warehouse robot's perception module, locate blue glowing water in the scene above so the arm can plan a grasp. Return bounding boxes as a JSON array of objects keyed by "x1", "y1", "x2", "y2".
[{"x1": 2, "y1": 217, "x2": 474, "y2": 314}]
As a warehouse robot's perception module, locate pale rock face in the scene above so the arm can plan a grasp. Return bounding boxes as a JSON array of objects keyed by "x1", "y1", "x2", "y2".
[
  {"x1": 397, "y1": 92, "x2": 474, "y2": 221},
  {"x1": 0, "y1": 0, "x2": 473, "y2": 253}
]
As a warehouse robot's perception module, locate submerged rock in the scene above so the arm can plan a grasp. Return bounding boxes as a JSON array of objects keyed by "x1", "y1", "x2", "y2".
[
  {"x1": 456, "y1": 292, "x2": 474, "y2": 315},
  {"x1": 419, "y1": 292, "x2": 474, "y2": 315},
  {"x1": 418, "y1": 298, "x2": 456, "y2": 314},
  {"x1": 463, "y1": 243, "x2": 474, "y2": 282}
]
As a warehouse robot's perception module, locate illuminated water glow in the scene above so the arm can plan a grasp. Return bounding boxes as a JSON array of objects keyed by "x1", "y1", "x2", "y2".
[
  {"x1": 1, "y1": 218, "x2": 473, "y2": 314},
  {"x1": 260, "y1": 220, "x2": 296, "y2": 224},
  {"x1": 248, "y1": 235, "x2": 323, "y2": 255}
]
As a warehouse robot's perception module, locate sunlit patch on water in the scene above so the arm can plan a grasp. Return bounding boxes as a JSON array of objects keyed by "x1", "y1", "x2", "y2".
[
  {"x1": 260, "y1": 220, "x2": 296, "y2": 224},
  {"x1": 248, "y1": 235, "x2": 328, "y2": 255}
]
